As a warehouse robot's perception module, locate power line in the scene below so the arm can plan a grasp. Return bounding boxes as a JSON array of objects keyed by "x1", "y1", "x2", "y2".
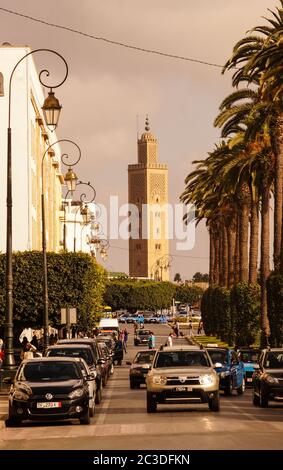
[{"x1": 0, "y1": 7, "x2": 236, "y2": 70}]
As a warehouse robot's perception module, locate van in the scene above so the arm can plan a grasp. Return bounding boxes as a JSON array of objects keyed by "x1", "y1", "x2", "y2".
[{"x1": 98, "y1": 318, "x2": 119, "y2": 335}]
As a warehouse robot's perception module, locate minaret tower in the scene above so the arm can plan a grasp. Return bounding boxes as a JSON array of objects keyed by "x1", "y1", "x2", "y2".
[{"x1": 128, "y1": 117, "x2": 169, "y2": 280}]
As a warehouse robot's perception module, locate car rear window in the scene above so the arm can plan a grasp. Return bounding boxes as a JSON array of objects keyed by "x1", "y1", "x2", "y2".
[
  {"x1": 137, "y1": 330, "x2": 150, "y2": 335},
  {"x1": 47, "y1": 347, "x2": 93, "y2": 365},
  {"x1": 18, "y1": 361, "x2": 81, "y2": 381},
  {"x1": 155, "y1": 351, "x2": 210, "y2": 368}
]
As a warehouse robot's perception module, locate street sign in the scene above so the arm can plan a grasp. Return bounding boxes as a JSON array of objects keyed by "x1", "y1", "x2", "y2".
[{"x1": 61, "y1": 308, "x2": 77, "y2": 324}]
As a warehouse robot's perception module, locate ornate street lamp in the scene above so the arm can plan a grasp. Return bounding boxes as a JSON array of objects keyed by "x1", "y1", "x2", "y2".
[
  {"x1": 41, "y1": 139, "x2": 79, "y2": 352},
  {"x1": 2, "y1": 49, "x2": 68, "y2": 370}
]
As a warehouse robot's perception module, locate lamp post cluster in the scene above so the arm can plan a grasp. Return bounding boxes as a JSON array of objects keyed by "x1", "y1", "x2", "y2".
[
  {"x1": 2, "y1": 49, "x2": 68, "y2": 370},
  {"x1": 151, "y1": 254, "x2": 172, "y2": 282},
  {"x1": 1, "y1": 48, "x2": 108, "y2": 370},
  {"x1": 87, "y1": 220, "x2": 109, "y2": 261}
]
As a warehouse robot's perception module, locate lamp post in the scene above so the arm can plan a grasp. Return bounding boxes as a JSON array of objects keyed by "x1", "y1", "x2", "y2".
[
  {"x1": 2, "y1": 49, "x2": 68, "y2": 370},
  {"x1": 41, "y1": 140, "x2": 80, "y2": 352},
  {"x1": 63, "y1": 181, "x2": 96, "y2": 251}
]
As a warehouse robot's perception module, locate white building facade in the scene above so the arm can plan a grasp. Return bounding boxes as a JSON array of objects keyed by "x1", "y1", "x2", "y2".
[{"x1": 0, "y1": 44, "x2": 64, "y2": 252}]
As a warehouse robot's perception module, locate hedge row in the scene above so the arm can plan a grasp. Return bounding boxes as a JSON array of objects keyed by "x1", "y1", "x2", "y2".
[
  {"x1": 201, "y1": 283, "x2": 260, "y2": 347},
  {"x1": 0, "y1": 251, "x2": 106, "y2": 337}
]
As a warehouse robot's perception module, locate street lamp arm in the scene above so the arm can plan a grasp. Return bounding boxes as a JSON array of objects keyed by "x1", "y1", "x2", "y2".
[
  {"x1": 76, "y1": 181, "x2": 96, "y2": 204},
  {"x1": 8, "y1": 48, "x2": 68, "y2": 127}
]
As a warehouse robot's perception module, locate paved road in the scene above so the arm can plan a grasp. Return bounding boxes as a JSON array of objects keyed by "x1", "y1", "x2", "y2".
[{"x1": 1, "y1": 323, "x2": 283, "y2": 450}]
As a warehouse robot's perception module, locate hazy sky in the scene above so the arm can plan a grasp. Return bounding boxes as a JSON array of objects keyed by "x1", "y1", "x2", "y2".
[{"x1": 0, "y1": 0, "x2": 275, "y2": 279}]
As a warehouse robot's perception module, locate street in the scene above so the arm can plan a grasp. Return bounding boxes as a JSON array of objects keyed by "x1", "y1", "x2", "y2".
[{"x1": 1, "y1": 323, "x2": 283, "y2": 450}]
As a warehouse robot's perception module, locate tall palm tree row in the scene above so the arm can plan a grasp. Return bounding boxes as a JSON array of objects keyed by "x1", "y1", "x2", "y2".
[{"x1": 181, "y1": 1, "x2": 282, "y2": 345}]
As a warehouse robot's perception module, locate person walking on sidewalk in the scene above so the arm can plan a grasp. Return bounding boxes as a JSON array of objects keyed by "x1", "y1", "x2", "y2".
[{"x1": 166, "y1": 333, "x2": 173, "y2": 347}]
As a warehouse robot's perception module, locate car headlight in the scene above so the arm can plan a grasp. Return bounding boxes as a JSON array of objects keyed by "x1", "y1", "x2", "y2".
[
  {"x1": 68, "y1": 388, "x2": 85, "y2": 399},
  {"x1": 199, "y1": 374, "x2": 215, "y2": 386},
  {"x1": 153, "y1": 375, "x2": 167, "y2": 385},
  {"x1": 265, "y1": 375, "x2": 279, "y2": 384},
  {"x1": 220, "y1": 371, "x2": 230, "y2": 379}
]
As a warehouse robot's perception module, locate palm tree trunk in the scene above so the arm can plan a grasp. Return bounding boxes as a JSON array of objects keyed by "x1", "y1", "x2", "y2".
[
  {"x1": 209, "y1": 229, "x2": 215, "y2": 286},
  {"x1": 227, "y1": 221, "x2": 236, "y2": 289},
  {"x1": 234, "y1": 213, "x2": 240, "y2": 284},
  {"x1": 274, "y1": 113, "x2": 283, "y2": 272},
  {"x1": 239, "y1": 203, "x2": 249, "y2": 282},
  {"x1": 221, "y1": 224, "x2": 228, "y2": 288},
  {"x1": 260, "y1": 184, "x2": 271, "y2": 347},
  {"x1": 219, "y1": 222, "x2": 223, "y2": 285},
  {"x1": 214, "y1": 234, "x2": 220, "y2": 286},
  {"x1": 249, "y1": 201, "x2": 259, "y2": 284}
]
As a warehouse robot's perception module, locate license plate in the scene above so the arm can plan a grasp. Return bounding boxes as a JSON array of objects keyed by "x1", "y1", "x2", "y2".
[
  {"x1": 247, "y1": 378, "x2": 253, "y2": 382},
  {"x1": 37, "y1": 402, "x2": 62, "y2": 409},
  {"x1": 175, "y1": 386, "x2": 193, "y2": 392}
]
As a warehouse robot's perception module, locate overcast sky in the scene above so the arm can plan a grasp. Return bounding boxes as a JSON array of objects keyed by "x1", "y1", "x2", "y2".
[{"x1": 0, "y1": 0, "x2": 275, "y2": 279}]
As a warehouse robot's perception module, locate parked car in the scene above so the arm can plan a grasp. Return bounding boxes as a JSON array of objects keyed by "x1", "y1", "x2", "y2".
[
  {"x1": 238, "y1": 347, "x2": 260, "y2": 386},
  {"x1": 5, "y1": 357, "x2": 90, "y2": 426},
  {"x1": 46, "y1": 343, "x2": 103, "y2": 404},
  {"x1": 74, "y1": 357, "x2": 96, "y2": 417},
  {"x1": 146, "y1": 345, "x2": 220, "y2": 413},
  {"x1": 96, "y1": 335, "x2": 116, "y2": 352},
  {"x1": 206, "y1": 347, "x2": 245, "y2": 395},
  {"x1": 134, "y1": 329, "x2": 151, "y2": 346},
  {"x1": 97, "y1": 343, "x2": 114, "y2": 384},
  {"x1": 127, "y1": 349, "x2": 156, "y2": 388},
  {"x1": 252, "y1": 348, "x2": 283, "y2": 407}
]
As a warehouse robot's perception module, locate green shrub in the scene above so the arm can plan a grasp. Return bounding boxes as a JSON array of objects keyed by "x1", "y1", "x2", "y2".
[
  {"x1": 0, "y1": 251, "x2": 106, "y2": 335},
  {"x1": 230, "y1": 282, "x2": 260, "y2": 348},
  {"x1": 267, "y1": 273, "x2": 283, "y2": 347}
]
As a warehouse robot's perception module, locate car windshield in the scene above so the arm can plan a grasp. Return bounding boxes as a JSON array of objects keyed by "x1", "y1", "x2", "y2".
[
  {"x1": 137, "y1": 330, "x2": 150, "y2": 335},
  {"x1": 155, "y1": 351, "x2": 210, "y2": 368},
  {"x1": 240, "y1": 350, "x2": 260, "y2": 363},
  {"x1": 264, "y1": 351, "x2": 283, "y2": 369},
  {"x1": 47, "y1": 347, "x2": 93, "y2": 365},
  {"x1": 134, "y1": 352, "x2": 156, "y2": 364},
  {"x1": 17, "y1": 361, "x2": 81, "y2": 382},
  {"x1": 207, "y1": 349, "x2": 228, "y2": 365}
]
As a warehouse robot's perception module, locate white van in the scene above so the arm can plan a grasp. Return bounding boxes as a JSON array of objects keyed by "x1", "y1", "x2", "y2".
[{"x1": 98, "y1": 318, "x2": 119, "y2": 335}]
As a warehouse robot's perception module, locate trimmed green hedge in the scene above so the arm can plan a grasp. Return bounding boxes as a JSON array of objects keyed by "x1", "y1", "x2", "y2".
[
  {"x1": 267, "y1": 273, "x2": 283, "y2": 347},
  {"x1": 0, "y1": 251, "x2": 106, "y2": 335},
  {"x1": 201, "y1": 283, "x2": 260, "y2": 347}
]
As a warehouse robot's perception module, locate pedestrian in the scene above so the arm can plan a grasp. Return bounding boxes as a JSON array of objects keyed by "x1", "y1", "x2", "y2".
[
  {"x1": 124, "y1": 328, "x2": 129, "y2": 348},
  {"x1": 197, "y1": 320, "x2": 203, "y2": 335},
  {"x1": 30, "y1": 334, "x2": 39, "y2": 350},
  {"x1": 148, "y1": 331, "x2": 155, "y2": 349},
  {"x1": 188, "y1": 320, "x2": 193, "y2": 337},
  {"x1": 20, "y1": 337, "x2": 36, "y2": 360},
  {"x1": 175, "y1": 321, "x2": 180, "y2": 338},
  {"x1": 166, "y1": 333, "x2": 173, "y2": 347}
]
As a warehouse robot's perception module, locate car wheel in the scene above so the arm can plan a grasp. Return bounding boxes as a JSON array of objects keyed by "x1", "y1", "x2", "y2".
[
  {"x1": 224, "y1": 378, "x2": 233, "y2": 396},
  {"x1": 259, "y1": 388, "x2": 269, "y2": 408},
  {"x1": 237, "y1": 378, "x2": 245, "y2": 395},
  {"x1": 208, "y1": 392, "x2": 220, "y2": 412},
  {"x1": 147, "y1": 392, "x2": 157, "y2": 413},
  {"x1": 79, "y1": 409, "x2": 90, "y2": 425},
  {"x1": 102, "y1": 374, "x2": 108, "y2": 387},
  {"x1": 130, "y1": 380, "x2": 136, "y2": 389},
  {"x1": 89, "y1": 397, "x2": 95, "y2": 417},
  {"x1": 118, "y1": 360, "x2": 122, "y2": 366},
  {"x1": 95, "y1": 381, "x2": 102, "y2": 404},
  {"x1": 252, "y1": 388, "x2": 260, "y2": 406}
]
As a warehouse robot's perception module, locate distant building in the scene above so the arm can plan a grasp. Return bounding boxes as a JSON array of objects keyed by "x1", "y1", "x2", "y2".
[
  {"x1": 0, "y1": 44, "x2": 64, "y2": 252},
  {"x1": 128, "y1": 117, "x2": 169, "y2": 280}
]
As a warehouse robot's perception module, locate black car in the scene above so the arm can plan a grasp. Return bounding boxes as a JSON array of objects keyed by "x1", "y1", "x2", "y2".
[
  {"x1": 127, "y1": 349, "x2": 156, "y2": 389},
  {"x1": 97, "y1": 343, "x2": 114, "y2": 384},
  {"x1": 253, "y1": 348, "x2": 283, "y2": 407},
  {"x1": 46, "y1": 343, "x2": 103, "y2": 404},
  {"x1": 5, "y1": 358, "x2": 90, "y2": 426},
  {"x1": 134, "y1": 329, "x2": 151, "y2": 346}
]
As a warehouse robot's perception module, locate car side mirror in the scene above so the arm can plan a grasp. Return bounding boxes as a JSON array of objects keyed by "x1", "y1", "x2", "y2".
[
  {"x1": 214, "y1": 362, "x2": 222, "y2": 368},
  {"x1": 2, "y1": 377, "x2": 12, "y2": 384},
  {"x1": 97, "y1": 359, "x2": 105, "y2": 365},
  {"x1": 253, "y1": 364, "x2": 260, "y2": 370},
  {"x1": 86, "y1": 372, "x2": 96, "y2": 380},
  {"x1": 126, "y1": 361, "x2": 132, "y2": 365}
]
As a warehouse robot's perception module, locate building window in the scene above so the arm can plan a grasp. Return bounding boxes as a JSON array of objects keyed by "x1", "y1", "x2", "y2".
[{"x1": 0, "y1": 72, "x2": 4, "y2": 96}]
